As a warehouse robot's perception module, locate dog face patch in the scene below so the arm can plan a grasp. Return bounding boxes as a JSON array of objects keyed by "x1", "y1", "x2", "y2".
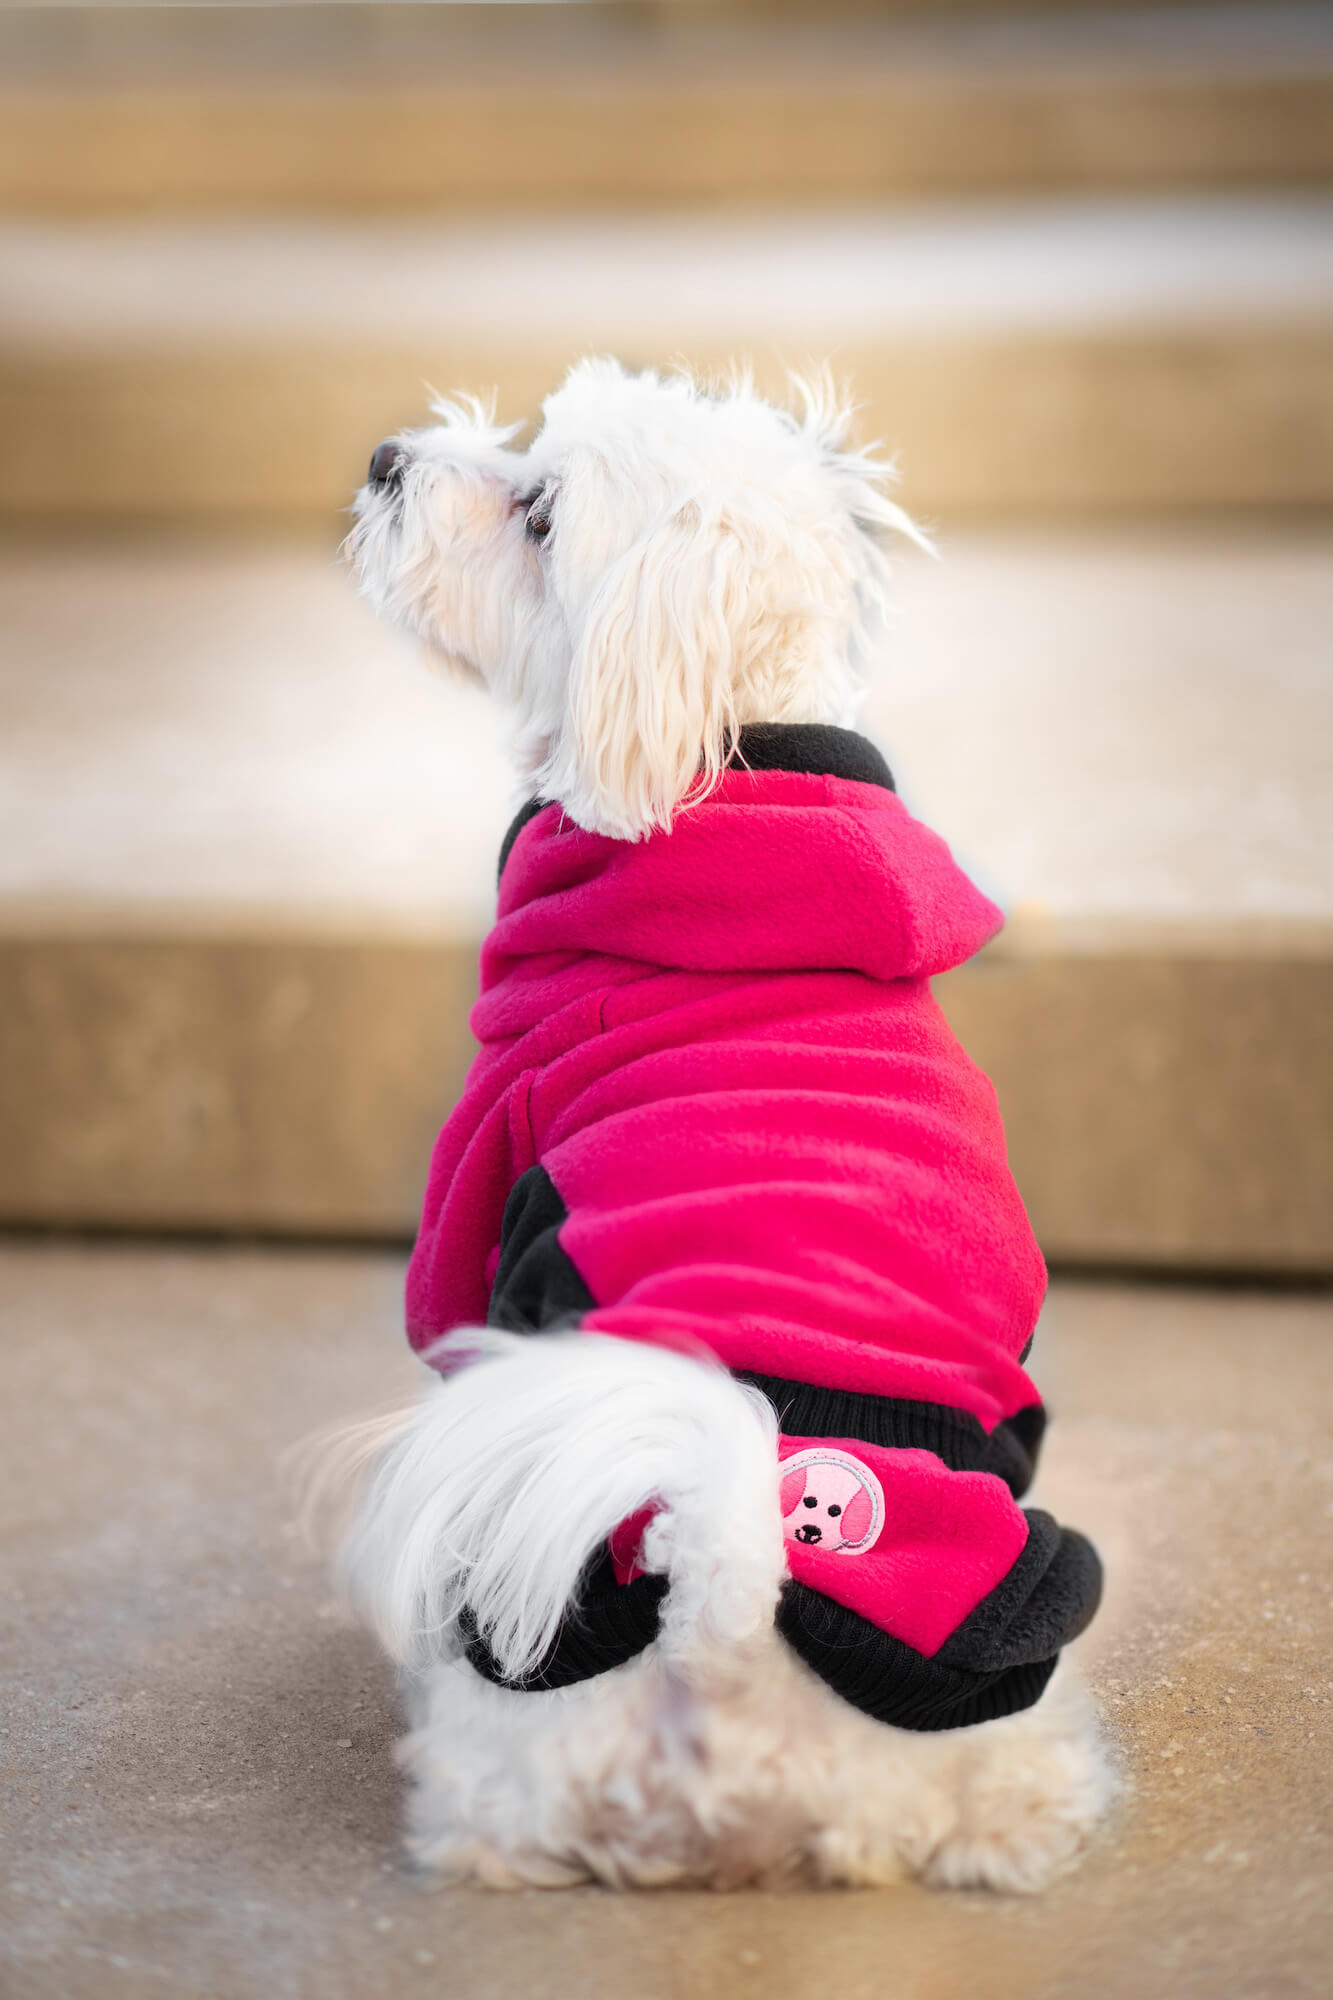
[{"x1": 780, "y1": 1447, "x2": 885, "y2": 1555}]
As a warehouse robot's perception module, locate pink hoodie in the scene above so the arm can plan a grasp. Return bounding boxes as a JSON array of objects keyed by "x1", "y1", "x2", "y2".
[{"x1": 408, "y1": 727, "x2": 1101, "y2": 1729}]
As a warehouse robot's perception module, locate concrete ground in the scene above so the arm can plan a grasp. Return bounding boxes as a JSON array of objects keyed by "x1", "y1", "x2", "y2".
[{"x1": 1, "y1": 1242, "x2": 1329, "y2": 1998}]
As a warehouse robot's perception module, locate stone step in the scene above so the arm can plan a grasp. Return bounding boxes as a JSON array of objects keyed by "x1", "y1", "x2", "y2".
[
  {"x1": 3, "y1": 530, "x2": 1328, "y2": 1270},
  {"x1": 4, "y1": 197, "x2": 1333, "y2": 526},
  {"x1": 3, "y1": 3, "x2": 1330, "y2": 211}
]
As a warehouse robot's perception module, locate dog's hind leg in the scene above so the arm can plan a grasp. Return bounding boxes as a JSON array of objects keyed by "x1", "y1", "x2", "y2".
[
  {"x1": 807, "y1": 1663, "x2": 1115, "y2": 1892},
  {"x1": 918, "y1": 1666, "x2": 1116, "y2": 1893}
]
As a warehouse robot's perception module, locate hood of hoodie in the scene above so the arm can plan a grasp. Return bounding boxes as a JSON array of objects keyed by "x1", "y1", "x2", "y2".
[{"x1": 478, "y1": 727, "x2": 1003, "y2": 1044}]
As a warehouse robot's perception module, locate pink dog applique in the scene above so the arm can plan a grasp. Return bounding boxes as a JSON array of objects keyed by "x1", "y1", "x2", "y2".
[{"x1": 780, "y1": 1447, "x2": 884, "y2": 1555}]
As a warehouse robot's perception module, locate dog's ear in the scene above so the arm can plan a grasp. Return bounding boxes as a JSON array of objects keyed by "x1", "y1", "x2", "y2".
[
  {"x1": 839, "y1": 1483, "x2": 875, "y2": 1546},
  {"x1": 556, "y1": 502, "x2": 741, "y2": 840}
]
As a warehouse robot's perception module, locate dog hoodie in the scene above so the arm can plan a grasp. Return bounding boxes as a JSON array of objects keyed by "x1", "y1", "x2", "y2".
[{"x1": 406, "y1": 725, "x2": 1102, "y2": 1730}]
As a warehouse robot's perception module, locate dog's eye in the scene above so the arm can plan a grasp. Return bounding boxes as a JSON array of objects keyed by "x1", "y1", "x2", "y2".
[
  {"x1": 803, "y1": 1495, "x2": 818, "y2": 1509},
  {"x1": 522, "y1": 490, "x2": 554, "y2": 544},
  {"x1": 827, "y1": 1503, "x2": 842, "y2": 1518}
]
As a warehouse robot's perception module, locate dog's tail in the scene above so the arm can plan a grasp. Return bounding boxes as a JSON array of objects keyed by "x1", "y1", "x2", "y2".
[{"x1": 336, "y1": 1328, "x2": 784, "y2": 1682}]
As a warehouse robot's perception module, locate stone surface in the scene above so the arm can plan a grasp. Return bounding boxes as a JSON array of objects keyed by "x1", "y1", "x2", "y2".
[
  {"x1": 1, "y1": 1243, "x2": 1330, "y2": 1998},
  {"x1": 2, "y1": 199, "x2": 1332, "y2": 521},
  {"x1": 0, "y1": 936, "x2": 478, "y2": 1236},
  {"x1": 3, "y1": 3, "x2": 1332, "y2": 211},
  {"x1": 3, "y1": 532, "x2": 1329, "y2": 1264},
  {"x1": 6, "y1": 531, "x2": 1331, "y2": 931},
  {"x1": 5, "y1": 938, "x2": 1329, "y2": 1269},
  {"x1": 940, "y1": 950, "x2": 1333, "y2": 1273}
]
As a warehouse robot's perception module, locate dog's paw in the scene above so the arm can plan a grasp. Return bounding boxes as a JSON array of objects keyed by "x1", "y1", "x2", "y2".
[
  {"x1": 808, "y1": 1787, "x2": 958, "y2": 1888},
  {"x1": 409, "y1": 1829, "x2": 592, "y2": 1890},
  {"x1": 921, "y1": 1713, "x2": 1115, "y2": 1894}
]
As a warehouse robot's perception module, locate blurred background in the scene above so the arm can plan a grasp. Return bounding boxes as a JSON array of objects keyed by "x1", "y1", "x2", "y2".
[
  {"x1": 1, "y1": 0, "x2": 1330, "y2": 1273},
  {"x1": 3, "y1": 9, "x2": 1333, "y2": 1991}
]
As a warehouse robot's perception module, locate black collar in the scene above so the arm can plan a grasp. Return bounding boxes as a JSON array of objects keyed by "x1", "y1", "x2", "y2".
[
  {"x1": 497, "y1": 724, "x2": 895, "y2": 881},
  {"x1": 724, "y1": 723, "x2": 895, "y2": 791}
]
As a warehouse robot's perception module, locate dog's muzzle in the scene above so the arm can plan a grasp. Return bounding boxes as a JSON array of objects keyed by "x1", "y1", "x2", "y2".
[{"x1": 367, "y1": 439, "x2": 406, "y2": 491}]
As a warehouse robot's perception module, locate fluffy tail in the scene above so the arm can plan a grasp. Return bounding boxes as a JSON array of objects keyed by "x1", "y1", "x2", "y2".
[{"x1": 337, "y1": 1328, "x2": 784, "y2": 1682}]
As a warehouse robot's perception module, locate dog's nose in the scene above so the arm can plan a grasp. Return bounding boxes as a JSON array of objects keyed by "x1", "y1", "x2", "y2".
[
  {"x1": 367, "y1": 440, "x2": 405, "y2": 489},
  {"x1": 795, "y1": 1524, "x2": 822, "y2": 1544}
]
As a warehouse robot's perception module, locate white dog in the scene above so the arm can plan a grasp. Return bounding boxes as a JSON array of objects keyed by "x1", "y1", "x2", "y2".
[{"x1": 337, "y1": 360, "x2": 1113, "y2": 1891}]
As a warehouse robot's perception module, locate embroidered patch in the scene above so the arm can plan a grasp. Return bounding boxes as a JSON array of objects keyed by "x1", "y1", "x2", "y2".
[{"x1": 780, "y1": 1447, "x2": 885, "y2": 1555}]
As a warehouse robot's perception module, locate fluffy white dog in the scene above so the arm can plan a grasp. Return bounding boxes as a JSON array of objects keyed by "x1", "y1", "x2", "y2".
[{"x1": 337, "y1": 360, "x2": 1113, "y2": 1891}]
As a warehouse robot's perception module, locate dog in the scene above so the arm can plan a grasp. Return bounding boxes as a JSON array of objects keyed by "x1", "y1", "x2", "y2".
[{"x1": 336, "y1": 359, "x2": 1113, "y2": 1891}]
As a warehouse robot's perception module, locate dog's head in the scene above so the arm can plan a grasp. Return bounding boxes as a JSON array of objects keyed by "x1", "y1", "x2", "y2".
[{"x1": 348, "y1": 358, "x2": 925, "y2": 841}]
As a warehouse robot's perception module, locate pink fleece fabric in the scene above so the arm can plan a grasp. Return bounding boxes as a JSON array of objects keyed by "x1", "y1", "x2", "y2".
[
  {"x1": 776, "y1": 1436, "x2": 1030, "y2": 1656},
  {"x1": 408, "y1": 766, "x2": 1051, "y2": 1653}
]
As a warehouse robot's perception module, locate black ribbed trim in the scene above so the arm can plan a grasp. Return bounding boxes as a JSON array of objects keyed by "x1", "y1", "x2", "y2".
[
  {"x1": 738, "y1": 1370, "x2": 1046, "y2": 1501},
  {"x1": 495, "y1": 725, "x2": 895, "y2": 883},
  {"x1": 461, "y1": 1553, "x2": 667, "y2": 1692},
  {"x1": 464, "y1": 1524, "x2": 1099, "y2": 1729},
  {"x1": 777, "y1": 1584, "x2": 1060, "y2": 1732},
  {"x1": 774, "y1": 1510, "x2": 1103, "y2": 1730}
]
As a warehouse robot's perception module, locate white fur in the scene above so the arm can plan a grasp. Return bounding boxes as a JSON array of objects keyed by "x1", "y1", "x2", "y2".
[
  {"x1": 337, "y1": 1332, "x2": 1112, "y2": 1892},
  {"x1": 400, "y1": 1644, "x2": 1111, "y2": 1893},
  {"x1": 340, "y1": 1329, "x2": 784, "y2": 1681},
  {"x1": 336, "y1": 361, "x2": 1113, "y2": 1890},
  {"x1": 347, "y1": 359, "x2": 928, "y2": 841}
]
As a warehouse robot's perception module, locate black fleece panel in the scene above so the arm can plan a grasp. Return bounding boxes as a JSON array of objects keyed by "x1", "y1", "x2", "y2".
[
  {"x1": 937, "y1": 1513, "x2": 1103, "y2": 1672},
  {"x1": 723, "y1": 723, "x2": 896, "y2": 792},
  {"x1": 487, "y1": 1164, "x2": 597, "y2": 1333}
]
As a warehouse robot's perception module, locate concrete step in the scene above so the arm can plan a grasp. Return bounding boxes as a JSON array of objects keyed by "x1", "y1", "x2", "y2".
[
  {"x1": 3, "y1": 529, "x2": 1329, "y2": 1270},
  {"x1": 3, "y1": 3, "x2": 1331, "y2": 211},
  {"x1": 4, "y1": 197, "x2": 1333, "y2": 527},
  {"x1": 3, "y1": 1240, "x2": 1330, "y2": 1996}
]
